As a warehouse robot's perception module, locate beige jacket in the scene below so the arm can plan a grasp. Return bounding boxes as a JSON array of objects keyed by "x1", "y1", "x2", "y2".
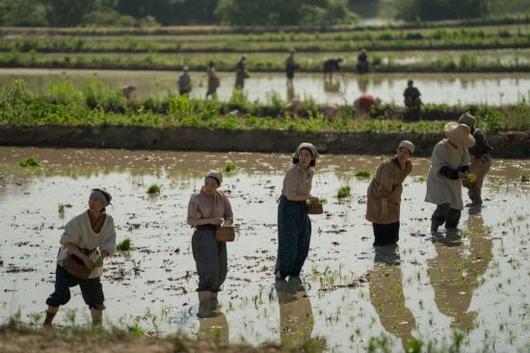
[{"x1": 366, "y1": 158, "x2": 412, "y2": 224}]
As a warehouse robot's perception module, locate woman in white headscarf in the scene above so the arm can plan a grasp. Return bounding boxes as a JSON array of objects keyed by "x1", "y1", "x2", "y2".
[
  {"x1": 426, "y1": 122, "x2": 475, "y2": 232},
  {"x1": 275, "y1": 143, "x2": 320, "y2": 281}
]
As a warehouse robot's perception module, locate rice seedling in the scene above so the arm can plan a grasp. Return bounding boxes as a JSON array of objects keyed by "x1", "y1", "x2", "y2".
[
  {"x1": 19, "y1": 156, "x2": 39, "y2": 167},
  {"x1": 223, "y1": 161, "x2": 236, "y2": 172},
  {"x1": 337, "y1": 186, "x2": 351, "y2": 198},
  {"x1": 147, "y1": 184, "x2": 161, "y2": 195},
  {"x1": 354, "y1": 170, "x2": 371, "y2": 178},
  {"x1": 117, "y1": 238, "x2": 133, "y2": 251}
]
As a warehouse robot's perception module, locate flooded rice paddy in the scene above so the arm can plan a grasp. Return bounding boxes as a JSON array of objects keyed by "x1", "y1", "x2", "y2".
[
  {"x1": 1, "y1": 68, "x2": 529, "y2": 105},
  {"x1": 0, "y1": 147, "x2": 529, "y2": 353}
]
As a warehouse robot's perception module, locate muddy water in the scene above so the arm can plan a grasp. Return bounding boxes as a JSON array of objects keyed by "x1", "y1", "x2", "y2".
[
  {"x1": 1, "y1": 68, "x2": 529, "y2": 105},
  {"x1": 1, "y1": 147, "x2": 529, "y2": 353}
]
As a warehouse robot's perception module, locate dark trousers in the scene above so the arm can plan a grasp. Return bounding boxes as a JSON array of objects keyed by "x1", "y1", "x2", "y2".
[
  {"x1": 46, "y1": 265, "x2": 105, "y2": 310},
  {"x1": 275, "y1": 197, "x2": 312, "y2": 278},
  {"x1": 432, "y1": 203, "x2": 461, "y2": 229},
  {"x1": 192, "y1": 227, "x2": 227, "y2": 292},
  {"x1": 372, "y1": 222, "x2": 400, "y2": 246}
]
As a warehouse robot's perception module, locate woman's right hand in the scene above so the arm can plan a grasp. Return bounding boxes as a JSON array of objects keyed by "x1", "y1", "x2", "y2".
[{"x1": 210, "y1": 218, "x2": 224, "y2": 226}]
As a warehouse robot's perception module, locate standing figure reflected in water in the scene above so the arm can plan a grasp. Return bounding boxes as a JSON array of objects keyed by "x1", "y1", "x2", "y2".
[
  {"x1": 235, "y1": 55, "x2": 249, "y2": 90},
  {"x1": 206, "y1": 61, "x2": 220, "y2": 100},
  {"x1": 426, "y1": 122, "x2": 475, "y2": 232},
  {"x1": 369, "y1": 245, "x2": 416, "y2": 350},
  {"x1": 366, "y1": 140, "x2": 414, "y2": 247},
  {"x1": 458, "y1": 112, "x2": 493, "y2": 213},
  {"x1": 427, "y1": 213, "x2": 493, "y2": 331},
  {"x1": 275, "y1": 143, "x2": 320, "y2": 281},
  {"x1": 187, "y1": 171, "x2": 233, "y2": 318}
]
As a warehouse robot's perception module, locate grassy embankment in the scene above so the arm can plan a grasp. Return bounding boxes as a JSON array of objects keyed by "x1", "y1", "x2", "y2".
[
  {"x1": 1, "y1": 80, "x2": 528, "y2": 134},
  {"x1": 0, "y1": 21, "x2": 529, "y2": 72}
]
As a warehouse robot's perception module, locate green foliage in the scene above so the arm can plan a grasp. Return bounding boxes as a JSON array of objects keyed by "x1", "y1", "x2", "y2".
[
  {"x1": 395, "y1": 0, "x2": 490, "y2": 22},
  {"x1": 19, "y1": 156, "x2": 40, "y2": 167},
  {"x1": 147, "y1": 184, "x2": 161, "y2": 195},
  {"x1": 216, "y1": 0, "x2": 356, "y2": 26},
  {"x1": 337, "y1": 186, "x2": 351, "y2": 198},
  {"x1": 223, "y1": 161, "x2": 236, "y2": 172},
  {"x1": 116, "y1": 238, "x2": 133, "y2": 251},
  {"x1": 355, "y1": 169, "x2": 371, "y2": 178}
]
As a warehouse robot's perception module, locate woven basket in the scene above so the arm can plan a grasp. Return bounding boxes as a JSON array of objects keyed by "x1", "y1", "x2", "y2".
[
  {"x1": 307, "y1": 203, "x2": 324, "y2": 215},
  {"x1": 63, "y1": 254, "x2": 92, "y2": 279},
  {"x1": 215, "y1": 226, "x2": 236, "y2": 242}
]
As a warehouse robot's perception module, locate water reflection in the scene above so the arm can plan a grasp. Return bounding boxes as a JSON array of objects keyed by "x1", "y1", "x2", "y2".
[
  {"x1": 369, "y1": 245, "x2": 416, "y2": 350},
  {"x1": 275, "y1": 277, "x2": 324, "y2": 351},
  {"x1": 427, "y1": 214, "x2": 493, "y2": 331}
]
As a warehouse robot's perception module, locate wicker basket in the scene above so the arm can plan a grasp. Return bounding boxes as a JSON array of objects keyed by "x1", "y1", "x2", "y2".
[
  {"x1": 215, "y1": 226, "x2": 236, "y2": 242},
  {"x1": 63, "y1": 254, "x2": 92, "y2": 279},
  {"x1": 307, "y1": 203, "x2": 324, "y2": 215}
]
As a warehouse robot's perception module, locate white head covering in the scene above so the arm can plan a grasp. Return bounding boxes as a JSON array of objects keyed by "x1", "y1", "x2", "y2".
[
  {"x1": 457, "y1": 111, "x2": 476, "y2": 130},
  {"x1": 398, "y1": 140, "x2": 415, "y2": 154},
  {"x1": 293, "y1": 142, "x2": 319, "y2": 161},
  {"x1": 205, "y1": 171, "x2": 223, "y2": 185},
  {"x1": 90, "y1": 189, "x2": 112, "y2": 206},
  {"x1": 444, "y1": 122, "x2": 476, "y2": 148}
]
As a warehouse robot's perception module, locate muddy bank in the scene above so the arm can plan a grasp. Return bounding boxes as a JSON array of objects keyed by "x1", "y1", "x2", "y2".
[{"x1": 0, "y1": 125, "x2": 528, "y2": 158}]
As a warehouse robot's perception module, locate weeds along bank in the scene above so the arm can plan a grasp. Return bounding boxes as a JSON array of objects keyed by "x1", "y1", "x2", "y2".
[{"x1": 0, "y1": 80, "x2": 529, "y2": 133}]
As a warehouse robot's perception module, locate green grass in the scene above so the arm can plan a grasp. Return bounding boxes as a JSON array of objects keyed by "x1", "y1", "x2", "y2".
[
  {"x1": 146, "y1": 184, "x2": 161, "y2": 195},
  {"x1": 18, "y1": 156, "x2": 40, "y2": 167},
  {"x1": 223, "y1": 161, "x2": 236, "y2": 172},
  {"x1": 1, "y1": 80, "x2": 529, "y2": 134},
  {"x1": 116, "y1": 238, "x2": 133, "y2": 251},
  {"x1": 354, "y1": 170, "x2": 371, "y2": 178},
  {"x1": 337, "y1": 186, "x2": 351, "y2": 198}
]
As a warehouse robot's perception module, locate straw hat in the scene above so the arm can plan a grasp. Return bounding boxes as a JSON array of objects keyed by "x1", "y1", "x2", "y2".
[
  {"x1": 457, "y1": 111, "x2": 476, "y2": 129},
  {"x1": 444, "y1": 122, "x2": 475, "y2": 148}
]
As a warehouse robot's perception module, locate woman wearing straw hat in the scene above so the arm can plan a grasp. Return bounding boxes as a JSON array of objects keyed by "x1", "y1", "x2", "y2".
[
  {"x1": 187, "y1": 171, "x2": 233, "y2": 316},
  {"x1": 457, "y1": 112, "x2": 493, "y2": 211},
  {"x1": 366, "y1": 140, "x2": 414, "y2": 246},
  {"x1": 426, "y1": 122, "x2": 475, "y2": 232},
  {"x1": 43, "y1": 189, "x2": 116, "y2": 328},
  {"x1": 275, "y1": 143, "x2": 320, "y2": 281}
]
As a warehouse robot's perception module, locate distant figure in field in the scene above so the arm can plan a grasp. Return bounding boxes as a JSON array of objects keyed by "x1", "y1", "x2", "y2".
[
  {"x1": 286, "y1": 49, "x2": 298, "y2": 90},
  {"x1": 177, "y1": 66, "x2": 192, "y2": 96},
  {"x1": 403, "y1": 80, "x2": 422, "y2": 110},
  {"x1": 354, "y1": 94, "x2": 381, "y2": 116},
  {"x1": 121, "y1": 84, "x2": 137, "y2": 100},
  {"x1": 235, "y1": 55, "x2": 249, "y2": 89},
  {"x1": 356, "y1": 49, "x2": 369, "y2": 74},
  {"x1": 206, "y1": 61, "x2": 220, "y2": 99},
  {"x1": 323, "y1": 57, "x2": 343, "y2": 82}
]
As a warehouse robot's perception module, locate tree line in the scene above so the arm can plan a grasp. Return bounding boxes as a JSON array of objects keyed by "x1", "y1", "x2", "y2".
[{"x1": 0, "y1": 0, "x2": 527, "y2": 27}]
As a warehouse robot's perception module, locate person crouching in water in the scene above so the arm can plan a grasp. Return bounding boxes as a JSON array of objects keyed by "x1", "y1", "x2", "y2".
[
  {"x1": 366, "y1": 141, "x2": 414, "y2": 246},
  {"x1": 426, "y1": 122, "x2": 475, "y2": 232},
  {"x1": 187, "y1": 171, "x2": 233, "y2": 317},
  {"x1": 43, "y1": 189, "x2": 116, "y2": 328},
  {"x1": 275, "y1": 143, "x2": 320, "y2": 281}
]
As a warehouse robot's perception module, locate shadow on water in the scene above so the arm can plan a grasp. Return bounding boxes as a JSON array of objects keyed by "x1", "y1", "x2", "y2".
[
  {"x1": 427, "y1": 214, "x2": 493, "y2": 332},
  {"x1": 369, "y1": 244, "x2": 416, "y2": 350}
]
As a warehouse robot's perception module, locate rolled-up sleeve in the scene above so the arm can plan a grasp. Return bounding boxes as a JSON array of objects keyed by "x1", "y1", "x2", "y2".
[
  {"x1": 60, "y1": 219, "x2": 79, "y2": 246},
  {"x1": 187, "y1": 195, "x2": 201, "y2": 225},
  {"x1": 283, "y1": 168, "x2": 299, "y2": 197},
  {"x1": 100, "y1": 218, "x2": 116, "y2": 256}
]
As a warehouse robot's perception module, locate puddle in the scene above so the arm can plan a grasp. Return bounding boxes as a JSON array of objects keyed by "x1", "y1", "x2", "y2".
[
  {"x1": 1, "y1": 68, "x2": 529, "y2": 105},
  {"x1": 0, "y1": 147, "x2": 529, "y2": 352}
]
